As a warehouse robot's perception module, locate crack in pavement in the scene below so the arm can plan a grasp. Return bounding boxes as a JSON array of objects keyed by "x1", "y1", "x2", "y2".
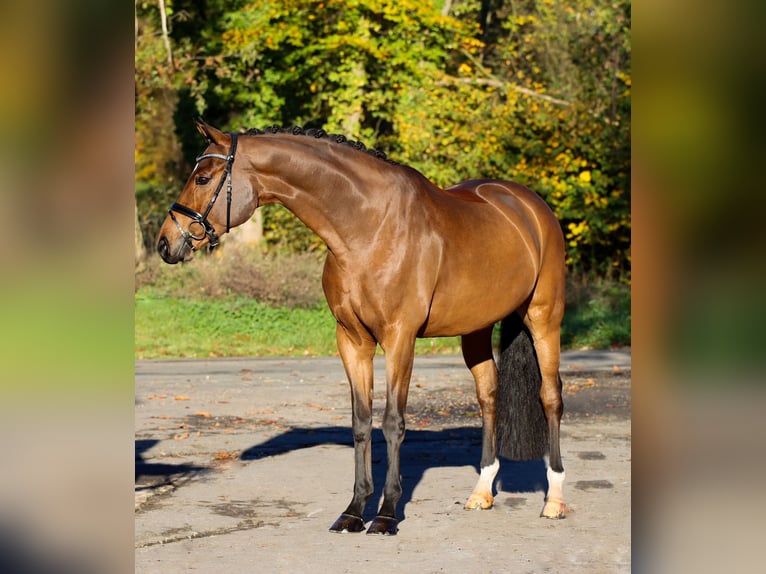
[{"x1": 135, "y1": 518, "x2": 279, "y2": 548}]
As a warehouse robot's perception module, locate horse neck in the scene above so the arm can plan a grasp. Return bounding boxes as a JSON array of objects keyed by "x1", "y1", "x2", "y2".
[{"x1": 242, "y1": 135, "x2": 392, "y2": 256}]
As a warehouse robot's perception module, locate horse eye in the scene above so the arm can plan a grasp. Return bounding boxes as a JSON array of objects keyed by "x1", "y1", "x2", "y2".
[{"x1": 196, "y1": 175, "x2": 211, "y2": 185}]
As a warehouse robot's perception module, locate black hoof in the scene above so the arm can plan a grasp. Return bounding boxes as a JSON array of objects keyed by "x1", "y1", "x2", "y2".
[
  {"x1": 329, "y1": 513, "x2": 365, "y2": 533},
  {"x1": 366, "y1": 515, "x2": 398, "y2": 536}
]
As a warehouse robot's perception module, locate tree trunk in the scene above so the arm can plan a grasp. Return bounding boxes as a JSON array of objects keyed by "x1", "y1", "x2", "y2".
[
  {"x1": 158, "y1": 0, "x2": 174, "y2": 68},
  {"x1": 226, "y1": 212, "x2": 263, "y2": 247},
  {"x1": 135, "y1": 205, "x2": 147, "y2": 265}
]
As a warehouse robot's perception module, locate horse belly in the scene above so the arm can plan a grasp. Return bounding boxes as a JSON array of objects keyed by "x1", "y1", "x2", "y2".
[{"x1": 419, "y1": 267, "x2": 536, "y2": 337}]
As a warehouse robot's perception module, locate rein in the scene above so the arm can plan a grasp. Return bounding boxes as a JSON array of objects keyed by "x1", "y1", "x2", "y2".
[{"x1": 168, "y1": 132, "x2": 239, "y2": 251}]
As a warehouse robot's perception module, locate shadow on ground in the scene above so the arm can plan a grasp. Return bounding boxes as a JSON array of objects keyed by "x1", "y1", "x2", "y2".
[
  {"x1": 135, "y1": 439, "x2": 208, "y2": 489},
  {"x1": 241, "y1": 426, "x2": 547, "y2": 524}
]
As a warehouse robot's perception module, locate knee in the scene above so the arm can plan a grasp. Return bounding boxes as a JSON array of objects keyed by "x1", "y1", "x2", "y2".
[
  {"x1": 382, "y1": 412, "x2": 406, "y2": 438},
  {"x1": 351, "y1": 418, "x2": 372, "y2": 443},
  {"x1": 353, "y1": 430, "x2": 371, "y2": 443}
]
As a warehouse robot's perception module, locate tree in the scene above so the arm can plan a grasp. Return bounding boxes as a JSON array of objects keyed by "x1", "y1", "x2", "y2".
[
  {"x1": 446, "y1": 0, "x2": 631, "y2": 276},
  {"x1": 135, "y1": 0, "x2": 631, "y2": 276},
  {"x1": 135, "y1": 1, "x2": 193, "y2": 249},
  {"x1": 215, "y1": 0, "x2": 481, "y2": 251}
]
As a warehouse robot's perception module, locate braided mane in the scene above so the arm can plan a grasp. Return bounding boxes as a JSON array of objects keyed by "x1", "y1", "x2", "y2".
[{"x1": 244, "y1": 125, "x2": 398, "y2": 165}]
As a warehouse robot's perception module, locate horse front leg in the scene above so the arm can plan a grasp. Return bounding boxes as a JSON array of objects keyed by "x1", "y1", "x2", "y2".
[
  {"x1": 461, "y1": 327, "x2": 500, "y2": 510},
  {"x1": 329, "y1": 324, "x2": 376, "y2": 533},
  {"x1": 366, "y1": 331, "x2": 416, "y2": 536}
]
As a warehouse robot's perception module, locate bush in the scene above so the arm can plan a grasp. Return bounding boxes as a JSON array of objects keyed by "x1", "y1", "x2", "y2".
[
  {"x1": 561, "y1": 274, "x2": 631, "y2": 349},
  {"x1": 136, "y1": 242, "x2": 326, "y2": 309}
]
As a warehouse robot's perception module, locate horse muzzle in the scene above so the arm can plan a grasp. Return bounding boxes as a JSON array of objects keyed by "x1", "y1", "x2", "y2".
[{"x1": 157, "y1": 235, "x2": 192, "y2": 264}]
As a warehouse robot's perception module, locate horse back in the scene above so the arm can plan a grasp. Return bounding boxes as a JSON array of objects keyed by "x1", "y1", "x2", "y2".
[{"x1": 441, "y1": 179, "x2": 563, "y2": 260}]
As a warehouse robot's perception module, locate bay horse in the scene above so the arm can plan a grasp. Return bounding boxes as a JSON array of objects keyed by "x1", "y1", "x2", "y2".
[{"x1": 157, "y1": 120, "x2": 567, "y2": 535}]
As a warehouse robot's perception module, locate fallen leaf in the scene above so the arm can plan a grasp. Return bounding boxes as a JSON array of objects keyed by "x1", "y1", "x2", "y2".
[
  {"x1": 146, "y1": 394, "x2": 168, "y2": 400},
  {"x1": 173, "y1": 432, "x2": 189, "y2": 440},
  {"x1": 194, "y1": 411, "x2": 211, "y2": 417},
  {"x1": 174, "y1": 395, "x2": 191, "y2": 401},
  {"x1": 214, "y1": 450, "x2": 238, "y2": 460}
]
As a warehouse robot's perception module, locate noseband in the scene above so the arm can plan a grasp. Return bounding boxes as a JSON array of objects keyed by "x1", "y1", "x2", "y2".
[{"x1": 168, "y1": 132, "x2": 239, "y2": 251}]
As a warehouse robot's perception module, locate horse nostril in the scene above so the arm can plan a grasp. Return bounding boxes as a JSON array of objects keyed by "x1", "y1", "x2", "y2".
[{"x1": 157, "y1": 237, "x2": 172, "y2": 263}]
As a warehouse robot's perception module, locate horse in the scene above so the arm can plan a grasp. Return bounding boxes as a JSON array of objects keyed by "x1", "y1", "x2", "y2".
[{"x1": 157, "y1": 119, "x2": 568, "y2": 535}]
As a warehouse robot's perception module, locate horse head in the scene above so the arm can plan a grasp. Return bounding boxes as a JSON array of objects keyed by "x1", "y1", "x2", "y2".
[{"x1": 156, "y1": 119, "x2": 257, "y2": 263}]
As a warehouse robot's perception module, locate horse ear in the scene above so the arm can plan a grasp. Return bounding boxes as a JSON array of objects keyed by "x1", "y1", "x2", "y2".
[{"x1": 195, "y1": 118, "x2": 224, "y2": 144}]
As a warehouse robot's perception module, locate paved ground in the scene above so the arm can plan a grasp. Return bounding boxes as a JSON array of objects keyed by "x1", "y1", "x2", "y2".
[{"x1": 136, "y1": 350, "x2": 631, "y2": 573}]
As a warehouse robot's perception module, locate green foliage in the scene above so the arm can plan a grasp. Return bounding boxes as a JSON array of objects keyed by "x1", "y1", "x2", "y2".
[
  {"x1": 261, "y1": 204, "x2": 327, "y2": 253},
  {"x1": 219, "y1": 0, "x2": 475, "y2": 134},
  {"x1": 135, "y1": 1, "x2": 200, "y2": 247},
  {"x1": 561, "y1": 276, "x2": 631, "y2": 349},
  {"x1": 135, "y1": 0, "x2": 631, "y2": 278},
  {"x1": 496, "y1": 0, "x2": 632, "y2": 277}
]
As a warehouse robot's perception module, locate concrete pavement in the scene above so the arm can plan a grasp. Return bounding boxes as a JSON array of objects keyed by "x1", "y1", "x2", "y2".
[{"x1": 136, "y1": 350, "x2": 630, "y2": 572}]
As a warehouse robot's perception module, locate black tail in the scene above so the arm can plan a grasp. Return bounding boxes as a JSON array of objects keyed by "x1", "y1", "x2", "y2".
[{"x1": 496, "y1": 313, "x2": 551, "y2": 460}]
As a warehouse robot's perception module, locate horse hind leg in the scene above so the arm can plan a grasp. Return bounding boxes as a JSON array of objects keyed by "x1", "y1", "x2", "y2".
[
  {"x1": 542, "y1": 383, "x2": 567, "y2": 519},
  {"x1": 525, "y1": 310, "x2": 568, "y2": 519},
  {"x1": 461, "y1": 328, "x2": 500, "y2": 510}
]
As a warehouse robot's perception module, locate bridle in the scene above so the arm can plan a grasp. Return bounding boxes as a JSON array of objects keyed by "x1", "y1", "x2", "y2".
[{"x1": 168, "y1": 132, "x2": 239, "y2": 251}]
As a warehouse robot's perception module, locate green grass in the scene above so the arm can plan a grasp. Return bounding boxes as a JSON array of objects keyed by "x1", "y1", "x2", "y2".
[
  {"x1": 135, "y1": 249, "x2": 629, "y2": 359},
  {"x1": 135, "y1": 282, "x2": 629, "y2": 359},
  {"x1": 136, "y1": 293, "x2": 334, "y2": 358},
  {"x1": 135, "y1": 291, "x2": 462, "y2": 359}
]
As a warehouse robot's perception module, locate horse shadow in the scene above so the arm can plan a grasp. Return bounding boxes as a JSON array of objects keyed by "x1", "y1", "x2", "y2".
[
  {"x1": 135, "y1": 438, "x2": 208, "y2": 489},
  {"x1": 241, "y1": 426, "x2": 548, "y2": 524}
]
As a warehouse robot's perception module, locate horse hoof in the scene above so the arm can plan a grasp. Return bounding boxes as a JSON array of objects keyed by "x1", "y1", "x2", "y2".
[
  {"x1": 540, "y1": 498, "x2": 568, "y2": 519},
  {"x1": 366, "y1": 515, "x2": 398, "y2": 535},
  {"x1": 464, "y1": 493, "x2": 494, "y2": 510},
  {"x1": 329, "y1": 513, "x2": 365, "y2": 533}
]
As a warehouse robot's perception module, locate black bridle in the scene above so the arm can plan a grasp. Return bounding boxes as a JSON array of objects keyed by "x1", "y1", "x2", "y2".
[{"x1": 168, "y1": 132, "x2": 239, "y2": 251}]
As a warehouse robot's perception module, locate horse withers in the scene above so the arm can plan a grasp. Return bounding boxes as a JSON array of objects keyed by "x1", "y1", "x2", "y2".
[{"x1": 157, "y1": 120, "x2": 568, "y2": 535}]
